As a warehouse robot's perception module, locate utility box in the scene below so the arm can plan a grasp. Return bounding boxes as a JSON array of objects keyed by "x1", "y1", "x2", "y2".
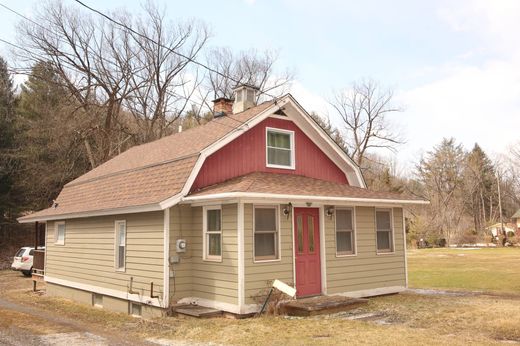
[{"x1": 176, "y1": 239, "x2": 187, "y2": 253}]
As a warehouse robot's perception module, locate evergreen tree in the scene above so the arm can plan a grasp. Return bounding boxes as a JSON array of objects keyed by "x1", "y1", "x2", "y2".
[{"x1": 0, "y1": 56, "x2": 17, "y2": 223}]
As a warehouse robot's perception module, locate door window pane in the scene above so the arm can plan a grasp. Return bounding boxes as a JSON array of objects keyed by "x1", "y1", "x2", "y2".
[
  {"x1": 308, "y1": 216, "x2": 315, "y2": 253},
  {"x1": 297, "y1": 215, "x2": 303, "y2": 253}
]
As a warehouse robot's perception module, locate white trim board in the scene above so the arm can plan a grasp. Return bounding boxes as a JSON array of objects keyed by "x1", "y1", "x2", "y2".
[
  {"x1": 45, "y1": 276, "x2": 164, "y2": 308},
  {"x1": 332, "y1": 286, "x2": 406, "y2": 299},
  {"x1": 176, "y1": 297, "x2": 259, "y2": 315},
  {"x1": 163, "y1": 208, "x2": 170, "y2": 308},
  {"x1": 237, "y1": 201, "x2": 245, "y2": 314}
]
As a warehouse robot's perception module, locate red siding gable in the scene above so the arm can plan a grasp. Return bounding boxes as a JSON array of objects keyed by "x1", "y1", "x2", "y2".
[{"x1": 191, "y1": 117, "x2": 348, "y2": 191}]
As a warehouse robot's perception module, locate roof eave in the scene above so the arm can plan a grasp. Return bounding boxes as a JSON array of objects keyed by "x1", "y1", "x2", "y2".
[
  {"x1": 17, "y1": 203, "x2": 163, "y2": 223},
  {"x1": 181, "y1": 192, "x2": 430, "y2": 206}
]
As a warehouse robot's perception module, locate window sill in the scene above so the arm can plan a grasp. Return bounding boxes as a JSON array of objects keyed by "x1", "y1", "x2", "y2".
[
  {"x1": 253, "y1": 257, "x2": 281, "y2": 264},
  {"x1": 335, "y1": 252, "x2": 357, "y2": 258},
  {"x1": 115, "y1": 268, "x2": 126, "y2": 273},
  {"x1": 54, "y1": 242, "x2": 65, "y2": 246},
  {"x1": 266, "y1": 163, "x2": 295, "y2": 170},
  {"x1": 376, "y1": 251, "x2": 395, "y2": 255},
  {"x1": 203, "y1": 257, "x2": 222, "y2": 263}
]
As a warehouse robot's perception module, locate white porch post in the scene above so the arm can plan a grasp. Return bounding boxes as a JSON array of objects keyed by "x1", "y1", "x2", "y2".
[
  {"x1": 163, "y1": 208, "x2": 170, "y2": 308},
  {"x1": 237, "y1": 201, "x2": 245, "y2": 313}
]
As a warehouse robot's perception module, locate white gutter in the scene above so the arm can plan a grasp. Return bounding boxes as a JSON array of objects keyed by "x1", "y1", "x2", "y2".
[{"x1": 182, "y1": 192, "x2": 429, "y2": 206}]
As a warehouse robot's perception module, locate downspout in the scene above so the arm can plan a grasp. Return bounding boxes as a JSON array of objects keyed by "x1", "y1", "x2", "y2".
[{"x1": 163, "y1": 208, "x2": 170, "y2": 308}]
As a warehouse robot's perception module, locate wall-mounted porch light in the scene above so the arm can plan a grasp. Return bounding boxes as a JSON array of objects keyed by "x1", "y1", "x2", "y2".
[
  {"x1": 326, "y1": 206, "x2": 335, "y2": 219},
  {"x1": 282, "y1": 203, "x2": 292, "y2": 219}
]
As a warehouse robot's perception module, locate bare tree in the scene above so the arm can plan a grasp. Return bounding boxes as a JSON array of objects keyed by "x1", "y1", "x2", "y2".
[
  {"x1": 330, "y1": 79, "x2": 403, "y2": 167},
  {"x1": 204, "y1": 47, "x2": 294, "y2": 103},
  {"x1": 14, "y1": 0, "x2": 209, "y2": 167}
]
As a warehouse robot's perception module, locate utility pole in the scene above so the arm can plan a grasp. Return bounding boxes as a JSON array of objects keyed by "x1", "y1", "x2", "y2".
[{"x1": 496, "y1": 172, "x2": 506, "y2": 245}]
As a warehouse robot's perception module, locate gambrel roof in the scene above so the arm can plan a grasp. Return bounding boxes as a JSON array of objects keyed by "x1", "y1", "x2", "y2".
[{"x1": 19, "y1": 94, "x2": 426, "y2": 223}]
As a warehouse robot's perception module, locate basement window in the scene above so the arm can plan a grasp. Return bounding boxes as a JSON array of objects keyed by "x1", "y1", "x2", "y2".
[
  {"x1": 130, "y1": 303, "x2": 142, "y2": 317},
  {"x1": 376, "y1": 209, "x2": 394, "y2": 253},
  {"x1": 92, "y1": 293, "x2": 103, "y2": 308},
  {"x1": 266, "y1": 128, "x2": 295, "y2": 169}
]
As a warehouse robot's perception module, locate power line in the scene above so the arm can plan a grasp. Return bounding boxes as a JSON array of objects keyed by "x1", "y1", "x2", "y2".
[
  {"x1": 0, "y1": 3, "x2": 256, "y2": 131},
  {"x1": 72, "y1": 0, "x2": 278, "y2": 100}
]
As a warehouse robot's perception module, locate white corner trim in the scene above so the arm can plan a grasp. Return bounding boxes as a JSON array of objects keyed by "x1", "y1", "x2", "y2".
[
  {"x1": 402, "y1": 208, "x2": 408, "y2": 288},
  {"x1": 332, "y1": 286, "x2": 406, "y2": 298},
  {"x1": 45, "y1": 276, "x2": 164, "y2": 308},
  {"x1": 163, "y1": 208, "x2": 170, "y2": 308},
  {"x1": 237, "y1": 201, "x2": 245, "y2": 314},
  {"x1": 319, "y1": 206, "x2": 327, "y2": 295}
]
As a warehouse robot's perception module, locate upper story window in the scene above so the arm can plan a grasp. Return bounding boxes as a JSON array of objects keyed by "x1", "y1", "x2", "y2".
[
  {"x1": 55, "y1": 221, "x2": 65, "y2": 245},
  {"x1": 266, "y1": 127, "x2": 295, "y2": 169}
]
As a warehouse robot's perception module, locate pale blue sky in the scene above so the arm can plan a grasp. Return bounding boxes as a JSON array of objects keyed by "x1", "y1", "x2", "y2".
[{"x1": 1, "y1": 0, "x2": 519, "y2": 172}]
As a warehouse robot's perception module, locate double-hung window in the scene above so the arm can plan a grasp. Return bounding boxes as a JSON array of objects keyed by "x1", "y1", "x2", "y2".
[
  {"x1": 55, "y1": 221, "x2": 65, "y2": 245},
  {"x1": 115, "y1": 220, "x2": 126, "y2": 271},
  {"x1": 376, "y1": 209, "x2": 394, "y2": 253},
  {"x1": 266, "y1": 128, "x2": 295, "y2": 169},
  {"x1": 254, "y1": 206, "x2": 279, "y2": 261},
  {"x1": 336, "y1": 208, "x2": 355, "y2": 255},
  {"x1": 204, "y1": 206, "x2": 222, "y2": 261}
]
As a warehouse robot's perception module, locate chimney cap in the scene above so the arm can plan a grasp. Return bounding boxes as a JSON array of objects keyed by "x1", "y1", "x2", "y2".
[
  {"x1": 212, "y1": 97, "x2": 234, "y2": 103},
  {"x1": 233, "y1": 83, "x2": 260, "y2": 91}
]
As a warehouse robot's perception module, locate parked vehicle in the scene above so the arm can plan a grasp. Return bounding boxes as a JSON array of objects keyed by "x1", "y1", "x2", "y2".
[{"x1": 11, "y1": 247, "x2": 36, "y2": 277}]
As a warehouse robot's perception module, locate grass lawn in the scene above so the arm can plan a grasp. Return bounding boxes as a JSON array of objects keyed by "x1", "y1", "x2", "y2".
[{"x1": 407, "y1": 247, "x2": 520, "y2": 294}]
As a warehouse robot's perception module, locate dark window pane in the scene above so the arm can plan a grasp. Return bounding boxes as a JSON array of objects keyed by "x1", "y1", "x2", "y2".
[
  {"x1": 255, "y1": 208, "x2": 276, "y2": 231},
  {"x1": 377, "y1": 231, "x2": 391, "y2": 250},
  {"x1": 308, "y1": 216, "x2": 315, "y2": 252},
  {"x1": 267, "y1": 147, "x2": 291, "y2": 166},
  {"x1": 376, "y1": 211, "x2": 391, "y2": 230},
  {"x1": 208, "y1": 233, "x2": 221, "y2": 256},
  {"x1": 336, "y1": 231, "x2": 353, "y2": 253},
  {"x1": 207, "y1": 210, "x2": 221, "y2": 232},
  {"x1": 29, "y1": 249, "x2": 34, "y2": 256},
  {"x1": 297, "y1": 215, "x2": 303, "y2": 253},
  {"x1": 118, "y1": 246, "x2": 125, "y2": 268},
  {"x1": 267, "y1": 131, "x2": 291, "y2": 149},
  {"x1": 336, "y1": 209, "x2": 352, "y2": 230},
  {"x1": 254, "y1": 233, "x2": 276, "y2": 257},
  {"x1": 15, "y1": 249, "x2": 25, "y2": 257}
]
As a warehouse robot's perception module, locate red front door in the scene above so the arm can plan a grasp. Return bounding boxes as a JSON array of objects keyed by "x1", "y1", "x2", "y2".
[{"x1": 294, "y1": 208, "x2": 321, "y2": 297}]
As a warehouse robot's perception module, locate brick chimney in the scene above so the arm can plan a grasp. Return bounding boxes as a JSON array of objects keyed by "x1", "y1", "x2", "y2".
[
  {"x1": 212, "y1": 97, "x2": 234, "y2": 117},
  {"x1": 233, "y1": 84, "x2": 259, "y2": 114}
]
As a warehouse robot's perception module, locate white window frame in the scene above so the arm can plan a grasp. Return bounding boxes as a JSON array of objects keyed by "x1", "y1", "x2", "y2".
[
  {"x1": 375, "y1": 208, "x2": 395, "y2": 255},
  {"x1": 54, "y1": 221, "x2": 65, "y2": 245},
  {"x1": 265, "y1": 127, "x2": 295, "y2": 170},
  {"x1": 203, "y1": 205, "x2": 223, "y2": 262},
  {"x1": 335, "y1": 207, "x2": 357, "y2": 257},
  {"x1": 114, "y1": 220, "x2": 127, "y2": 272},
  {"x1": 253, "y1": 205, "x2": 281, "y2": 263}
]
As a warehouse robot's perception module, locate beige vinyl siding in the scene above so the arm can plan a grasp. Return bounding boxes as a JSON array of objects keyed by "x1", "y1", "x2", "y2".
[
  {"x1": 244, "y1": 204, "x2": 293, "y2": 305},
  {"x1": 326, "y1": 207, "x2": 405, "y2": 294},
  {"x1": 45, "y1": 211, "x2": 164, "y2": 298},
  {"x1": 190, "y1": 204, "x2": 238, "y2": 304},
  {"x1": 169, "y1": 205, "x2": 193, "y2": 300}
]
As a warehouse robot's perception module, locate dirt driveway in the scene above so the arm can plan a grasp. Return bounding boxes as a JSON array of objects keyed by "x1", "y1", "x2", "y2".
[{"x1": 0, "y1": 271, "x2": 162, "y2": 345}]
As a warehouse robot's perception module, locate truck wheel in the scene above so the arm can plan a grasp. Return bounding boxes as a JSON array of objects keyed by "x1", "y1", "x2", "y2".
[{"x1": 22, "y1": 269, "x2": 32, "y2": 277}]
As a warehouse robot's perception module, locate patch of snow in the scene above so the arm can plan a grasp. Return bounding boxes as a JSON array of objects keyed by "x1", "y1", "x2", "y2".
[
  {"x1": 147, "y1": 338, "x2": 219, "y2": 346},
  {"x1": 39, "y1": 332, "x2": 107, "y2": 346}
]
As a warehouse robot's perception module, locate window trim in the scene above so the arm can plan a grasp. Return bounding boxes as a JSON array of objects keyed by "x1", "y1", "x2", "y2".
[
  {"x1": 375, "y1": 208, "x2": 395, "y2": 255},
  {"x1": 114, "y1": 220, "x2": 127, "y2": 272},
  {"x1": 203, "y1": 205, "x2": 223, "y2": 262},
  {"x1": 252, "y1": 204, "x2": 281, "y2": 263},
  {"x1": 265, "y1": 127, "x2": 296, "y2": 170},
  {"x1": 335, "y1": 207, "x2": 357, "y2": 257},
  {"x1": 54, "y1": 221, "x2": 65, "y2": 245}
]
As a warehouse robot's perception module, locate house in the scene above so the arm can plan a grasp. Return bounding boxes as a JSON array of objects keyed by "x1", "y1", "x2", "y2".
[
  {"x1": 18, "y1": 86, "x2": 427, "y2": 318},
  {"x1": 487, "y1": 223, "x2": 516, "y2": 239},
  {"x1": 511, "y1": 209, "x2": 520, "y2": 236}
]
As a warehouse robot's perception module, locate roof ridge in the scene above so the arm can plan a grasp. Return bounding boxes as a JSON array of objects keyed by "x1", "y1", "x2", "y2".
[{"x1": 66, "y1": 153, "x2": 199, "y2": 188}]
